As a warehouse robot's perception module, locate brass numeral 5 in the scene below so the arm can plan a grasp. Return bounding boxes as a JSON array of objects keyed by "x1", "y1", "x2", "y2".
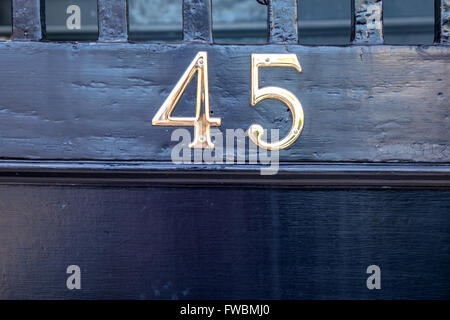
[
  {"x1": 152, "y1": 52, "x2": 304, "y2": 150},
  {"x1": 249, "y1": 54, "x2": 304, "y2": 151}
]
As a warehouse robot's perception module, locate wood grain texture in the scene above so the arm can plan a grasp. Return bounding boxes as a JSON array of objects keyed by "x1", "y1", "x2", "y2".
[
  {"x1": 352, "y1": 0, "x2": 383, "y2": 44},
  {"x1": 11, "y1": 0, "x2": 45, "y2": 41},
  {"x1": 0, "y1": 185, "x2": 448, "y2": 299},
  {"x1": 268, "y1": 0, "x2": 298, "y2": 44},
  {"x1": 97, "y1": 0, "x2": 129, "y2": 41},
  {"x1": 0, "y1": 42, "x2": 448, "y2": 163},
  {"x1": 436, "y1": 0, "x2": 450, "y2": 44},
  {"x1": 182, "y1": 0, "x2": 212, "y2": 42}
]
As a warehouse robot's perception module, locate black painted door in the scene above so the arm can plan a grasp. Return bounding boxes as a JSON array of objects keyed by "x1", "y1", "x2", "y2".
[{"x1": 0, "y1": 0, "x2": 449, "y2": 299}]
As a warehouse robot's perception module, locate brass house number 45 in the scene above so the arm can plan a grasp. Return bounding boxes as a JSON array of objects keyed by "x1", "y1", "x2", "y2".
[{"x1": 152, "y1": 52, "x2": 304, "y2": 151}]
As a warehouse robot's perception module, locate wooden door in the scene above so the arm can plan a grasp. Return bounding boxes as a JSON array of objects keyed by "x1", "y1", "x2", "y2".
[{"x1": 0, "y1": 0, "x2": 449, "y2": 299}]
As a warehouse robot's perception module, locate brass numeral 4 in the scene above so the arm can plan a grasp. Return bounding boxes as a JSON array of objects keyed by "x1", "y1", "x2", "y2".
[{"x1": 152, "y1": 51, "x2": 221, "y2": 149}]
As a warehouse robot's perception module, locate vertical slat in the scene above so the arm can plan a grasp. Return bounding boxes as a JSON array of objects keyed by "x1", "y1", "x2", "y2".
[
  {"x1": 268, "y1": 0, "x2": 298, "y2": 44},
  {"x1": 12, "y1": 0, "x2": 45, "y2": 41},
  {"x1": 97, "y1": 0, "x2": 129, "y2": 41},
  {"x1": 182, "y1": 0, "x2": 213, "y2": 42},
  {"x1": 351, "y1": 0, "x2": 384, "y2": 44},
  {"x1": 435, "y1": 0, "x2": 450, "y2": 44}
]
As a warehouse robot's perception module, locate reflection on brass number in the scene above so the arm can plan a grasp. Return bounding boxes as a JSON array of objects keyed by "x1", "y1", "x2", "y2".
[
  {"x1": 152, "y1": 52, "x2": 304, "y2": 151},
  {"x1": 249, "y1": 54, "x2": 304, "y2": 151},
  {"x1": 152, "y1": 51, "x2": 221, "y2": 149}
]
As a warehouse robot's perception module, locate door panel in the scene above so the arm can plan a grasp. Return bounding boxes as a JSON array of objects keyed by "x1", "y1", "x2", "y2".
[{"x1": 0, "y1": 184, "x2": 448, "y2": 299}]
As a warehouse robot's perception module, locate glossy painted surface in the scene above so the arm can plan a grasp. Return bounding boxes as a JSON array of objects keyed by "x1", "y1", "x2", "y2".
[
  {"x1": 0, "y1": 185, "x2": 449, "y2": 299},
  {"x1": 0, "y1": 42, "x2": 448, "y2": 162}
]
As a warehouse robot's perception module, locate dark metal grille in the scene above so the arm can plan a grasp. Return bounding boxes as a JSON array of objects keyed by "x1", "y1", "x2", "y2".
[{"x1": 7, "y1": 0, "x2": 450, "y2": 44}]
